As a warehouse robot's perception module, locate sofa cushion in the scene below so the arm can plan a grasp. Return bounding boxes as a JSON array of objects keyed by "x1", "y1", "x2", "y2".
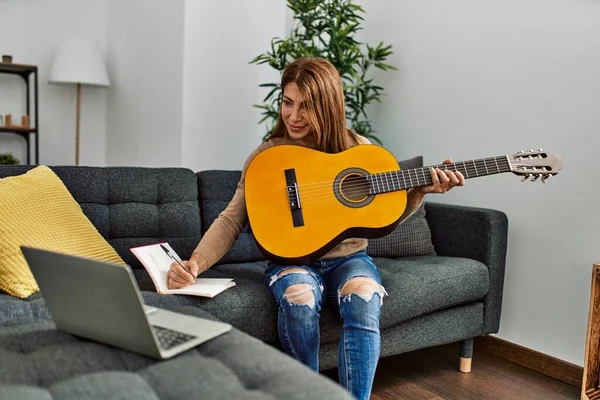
[
  {"x1": 0, "y1": 307, "x2": 352, "y2": 400},
  {"x1": 0, "y1": 166, "x2": 202, "y2": 271},
  {"x1": 137, "y1": 256, "x2": 489, "y2": 345},
  {"x1": 318, "y1": 256, "x2": 489, "y2": 344},
  {"x1": 0, "y1": 255, "x2": 489, "y2": 346},
  {"x1": 0, "y1": 293, "x2": 51, "y2": 327},
  {"x1": 0, "y1": 166, "x2": 125, "y2": 298},
  {"x1": 197, "y1": 171, "x2": 266, "y2": 264},
  {"x1": 367, "y1": 156, "x2": 436, "y2": 258}
]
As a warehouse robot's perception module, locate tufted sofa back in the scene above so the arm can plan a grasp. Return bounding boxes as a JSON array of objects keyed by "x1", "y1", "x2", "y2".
[{"x1": 0, "y1": 166, "x2": 202, "y2": 269}]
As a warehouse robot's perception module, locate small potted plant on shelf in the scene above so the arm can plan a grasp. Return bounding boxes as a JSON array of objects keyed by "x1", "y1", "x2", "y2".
[{"x1": 0, "y1": 153, "x2": 19, "y2": 165}]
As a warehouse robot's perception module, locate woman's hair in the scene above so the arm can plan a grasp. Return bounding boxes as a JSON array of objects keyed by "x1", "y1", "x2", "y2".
[{"x1": 268, "y1": 57, "x2": 359, "y2": 153}]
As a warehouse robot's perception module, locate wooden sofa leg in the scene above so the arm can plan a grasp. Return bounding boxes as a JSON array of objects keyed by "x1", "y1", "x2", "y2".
[{"x1": 459, "y1": 338, "x2": 473, "y2": 373}]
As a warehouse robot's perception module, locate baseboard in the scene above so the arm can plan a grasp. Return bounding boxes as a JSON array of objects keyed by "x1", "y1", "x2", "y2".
[{"x1": 475, "y1": 335, "x2": 583, "y2": 388}]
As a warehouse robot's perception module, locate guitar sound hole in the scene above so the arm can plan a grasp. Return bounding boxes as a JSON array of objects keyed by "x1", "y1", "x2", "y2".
[{"x1": 340, "y1": 173, "x2": 370, "y2": 202}]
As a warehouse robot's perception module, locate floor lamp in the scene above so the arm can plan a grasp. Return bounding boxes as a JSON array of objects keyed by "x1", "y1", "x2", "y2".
[{"x1": 49, "y1": 38, "x2": 110, "y2": 166}]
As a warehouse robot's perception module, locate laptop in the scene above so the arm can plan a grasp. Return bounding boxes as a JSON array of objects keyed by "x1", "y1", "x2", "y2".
[{"x1": 20, "y1": 246, "x2": 232, "y2": 360}]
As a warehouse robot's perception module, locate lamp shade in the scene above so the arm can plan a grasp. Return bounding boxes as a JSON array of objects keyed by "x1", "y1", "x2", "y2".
[{"x1": 49, "y1": 37, "x2": 110, "y2": 87}]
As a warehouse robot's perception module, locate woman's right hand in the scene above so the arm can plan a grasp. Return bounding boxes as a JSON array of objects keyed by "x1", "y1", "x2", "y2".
[{"x1": 167, "y1": 259, "x2": 205, "y2": 289}]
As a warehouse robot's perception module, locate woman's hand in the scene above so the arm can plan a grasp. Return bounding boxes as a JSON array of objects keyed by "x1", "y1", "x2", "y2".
[
  {"x1": 167, "y1": 257, "x2": 208, "y2": 289},
  {"x1": 407, "y1": 159, "x2": 465, "y2": 206}
]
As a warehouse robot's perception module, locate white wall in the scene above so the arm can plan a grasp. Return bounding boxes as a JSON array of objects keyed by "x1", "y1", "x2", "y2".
[
  {"x1": 181, "y1": 0, "x2": 286, "y2": 172},
  {"x1": 0, "y1": 0, "x2": 108, "y2": 166},
  {"x1": 106, "y1": 0, "x2": 185, "y2": 167},
  {"x1": 361, "y1": 0, "x2": 600, "y2": 365}
]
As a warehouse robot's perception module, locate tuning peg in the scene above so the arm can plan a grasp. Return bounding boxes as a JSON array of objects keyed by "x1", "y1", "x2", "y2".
[
  {"x1": 521, "y1": 174, "x2": 532, "y2": 182},
  {"x1": 518, "y1": 150, "x2": 524, "y2": 153},
  {"x1": 541, "y1": 174, "x2": 552, "y2": 183},
  {"x1": 530, "y1": 175, "x2": 540, "y2": 182},
  {"x1": 538, "y1": 148, "x2": 543, "y2": 151}
]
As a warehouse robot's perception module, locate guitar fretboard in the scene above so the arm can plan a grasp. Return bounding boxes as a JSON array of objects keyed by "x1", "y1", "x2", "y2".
[{"x1": 367, "y1": 156, "x2": 511, "y2": 195}]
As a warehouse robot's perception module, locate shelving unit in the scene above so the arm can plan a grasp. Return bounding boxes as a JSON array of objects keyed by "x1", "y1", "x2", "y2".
[{"x1": 0, "y1": 63, "x2": 39, "y2": 164}]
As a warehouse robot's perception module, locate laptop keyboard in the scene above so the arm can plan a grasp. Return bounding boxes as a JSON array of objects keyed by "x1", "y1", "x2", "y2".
[{"x1": 152, "y1": 325, "x2": 197, "y2": 350}]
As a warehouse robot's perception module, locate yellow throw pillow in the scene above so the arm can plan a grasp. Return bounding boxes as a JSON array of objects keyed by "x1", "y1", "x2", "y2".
[{"x1": 0, "y1": 165, "x2": 126, "y2": 298}]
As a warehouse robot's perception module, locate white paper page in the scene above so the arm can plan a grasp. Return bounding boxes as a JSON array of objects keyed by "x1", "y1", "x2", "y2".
[
  {"x1": 130, "y1": 243, "x2": 178, "y2": 293},
  {"x1": 131, "y1": 243, "x2": 234, "y2": 296},
  {"x1": 166, "y1": 279, "x2": 235, "y2": 297}
]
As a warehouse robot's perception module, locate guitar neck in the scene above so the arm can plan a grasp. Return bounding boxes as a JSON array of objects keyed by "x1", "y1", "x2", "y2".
[{"x1": 368, "y1": 155, "x2": 512, "y2": 195}]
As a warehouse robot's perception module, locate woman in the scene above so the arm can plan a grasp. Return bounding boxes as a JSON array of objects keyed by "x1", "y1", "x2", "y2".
[{"x1": 167, "y1": 57, "x2": 464, "y2": 400}]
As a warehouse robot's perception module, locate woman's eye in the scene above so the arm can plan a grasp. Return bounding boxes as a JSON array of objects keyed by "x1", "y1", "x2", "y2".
[{"x1": 283, "y1": 100, "x2": 292, "y2": 107}]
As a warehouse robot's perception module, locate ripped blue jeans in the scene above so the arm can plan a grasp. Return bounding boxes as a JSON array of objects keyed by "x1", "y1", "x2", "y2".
[{"x1": 263, "y1": 250, "x2": 386, "y2": 400}]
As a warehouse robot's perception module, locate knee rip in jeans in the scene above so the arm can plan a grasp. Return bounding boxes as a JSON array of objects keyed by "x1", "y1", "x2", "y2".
[
  {"x1": 284, "y1": 283, "x2": 316, "y2": 308},
  {"x1": 270, "y1": 269, "x2": 322, "y2": 309},
  {"x1": 339, "y1": 277, "x2": 387, "y2": 305}
]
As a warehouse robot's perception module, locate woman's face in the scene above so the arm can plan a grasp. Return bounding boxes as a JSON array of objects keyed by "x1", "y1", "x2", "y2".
[{"x1": 281, "y1": 82, "x2": 312, "y2": 143}]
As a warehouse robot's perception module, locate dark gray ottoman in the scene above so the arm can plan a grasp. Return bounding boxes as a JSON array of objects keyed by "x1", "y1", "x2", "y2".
[{"x1": 0, "y1": 306, "x2": 352, "y2": 400}]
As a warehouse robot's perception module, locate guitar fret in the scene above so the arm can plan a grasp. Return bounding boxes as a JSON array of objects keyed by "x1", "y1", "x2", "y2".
[
  {"x1": 462, "y1": 161, "x2": 469, "y2": 178},
  {"x1": 421, "y1": 168, "x2": 427, "y2": 185},
  {"x1": 372, "y1": 174, "x2": 376, "y2": 194},
  {"x1": 385, "y1": 172, "x2": 391, "y2": 192},
  {"x1": 483, "y1": 158, "x2": 489, "y2": 175},
  {"x1": 472, "y1": 160, "x2": 479, "y2": 176},
  {"x1": 401, "y1": 171, "x2": 407, "y2": 189},
  {"x1": 494, "y1": 157, "x2": 500, "y2": 173}
]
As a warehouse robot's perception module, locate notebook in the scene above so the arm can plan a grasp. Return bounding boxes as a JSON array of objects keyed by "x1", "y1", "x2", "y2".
[{"x1": 130, "y1": 242, "x2": 236, "y2": 298}]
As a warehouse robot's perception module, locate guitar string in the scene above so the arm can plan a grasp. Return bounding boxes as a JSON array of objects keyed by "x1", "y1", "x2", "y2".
[
  {"x1": 292, "y1": 159, "x2": 510, "y2": 192},
  {"x1": 259, "y1": 159, "x2": 514, "y2": 208},
  {"x1": 290, "y1": 161, "x2": 511, "y2": 199},
  {"x1": 292, "y1": 166, "x2": 507, "y2": 201},
  {"x1": 259, "y1": 190, "x2": 404, "y2": 211},
  {"x1": 292, "y1": 163, "x2": 476, "y2": 189},
  {"x1": 281, "y1": 162, "x2": 514, "y2": 205},
  {"x1": 293, "y1": 169, "x2": 473, "y2": 204},
  {"x1": 290, "y1": 157, "x2": 510, "y2": 189}
]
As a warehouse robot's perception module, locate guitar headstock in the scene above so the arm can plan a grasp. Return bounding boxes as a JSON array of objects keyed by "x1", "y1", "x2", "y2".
[{"x1": 508, "y1": 149, "x2": 562, "y2": 183}]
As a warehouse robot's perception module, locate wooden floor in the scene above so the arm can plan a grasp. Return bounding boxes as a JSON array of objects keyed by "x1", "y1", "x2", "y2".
[{"x1": 322, "y1": 342, "x2": 581, "y2": 400}]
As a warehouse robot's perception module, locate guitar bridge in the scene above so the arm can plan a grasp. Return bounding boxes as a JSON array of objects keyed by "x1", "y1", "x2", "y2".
[{"x1": 285, "y1": 169, "x2": 304, "y2": 227}]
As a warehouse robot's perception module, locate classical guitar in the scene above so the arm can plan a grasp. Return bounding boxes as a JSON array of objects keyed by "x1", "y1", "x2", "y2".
[{"x1": 245, "y1": 144, "x2": 562, "y2": 265}]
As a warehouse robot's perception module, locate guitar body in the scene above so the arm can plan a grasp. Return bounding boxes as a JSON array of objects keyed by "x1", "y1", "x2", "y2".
[{"x1": 245, "y1": 144, "x2": 407, "y2": 265}]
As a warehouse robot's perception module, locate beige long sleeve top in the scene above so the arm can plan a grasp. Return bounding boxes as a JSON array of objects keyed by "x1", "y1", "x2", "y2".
[{"x1": 193, "y1": 134, "x2": 422, "y2": 268}]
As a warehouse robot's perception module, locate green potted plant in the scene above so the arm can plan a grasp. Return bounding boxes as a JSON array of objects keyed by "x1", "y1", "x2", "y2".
[
  {"x1": 0, "y1": 153, "x2": 19, "y2": 165},
  {"x1": 250, "y1": 0, "x2": 396, "y2": 144}
]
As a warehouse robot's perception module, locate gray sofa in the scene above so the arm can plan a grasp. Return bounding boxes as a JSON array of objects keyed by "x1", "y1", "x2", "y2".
[{"x1": 0, "y1": 163, "x2": 508, "y2": 399}]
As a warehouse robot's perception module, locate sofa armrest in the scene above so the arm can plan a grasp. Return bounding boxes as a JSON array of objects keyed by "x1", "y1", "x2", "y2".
[{"x1": 425, "y1": 202, "x2": 508, "y2": 335}]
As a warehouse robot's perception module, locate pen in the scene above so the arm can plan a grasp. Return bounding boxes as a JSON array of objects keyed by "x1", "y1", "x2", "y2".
[{"x1": 160, "y1": 244, "x2": 187, "y2": 271}]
